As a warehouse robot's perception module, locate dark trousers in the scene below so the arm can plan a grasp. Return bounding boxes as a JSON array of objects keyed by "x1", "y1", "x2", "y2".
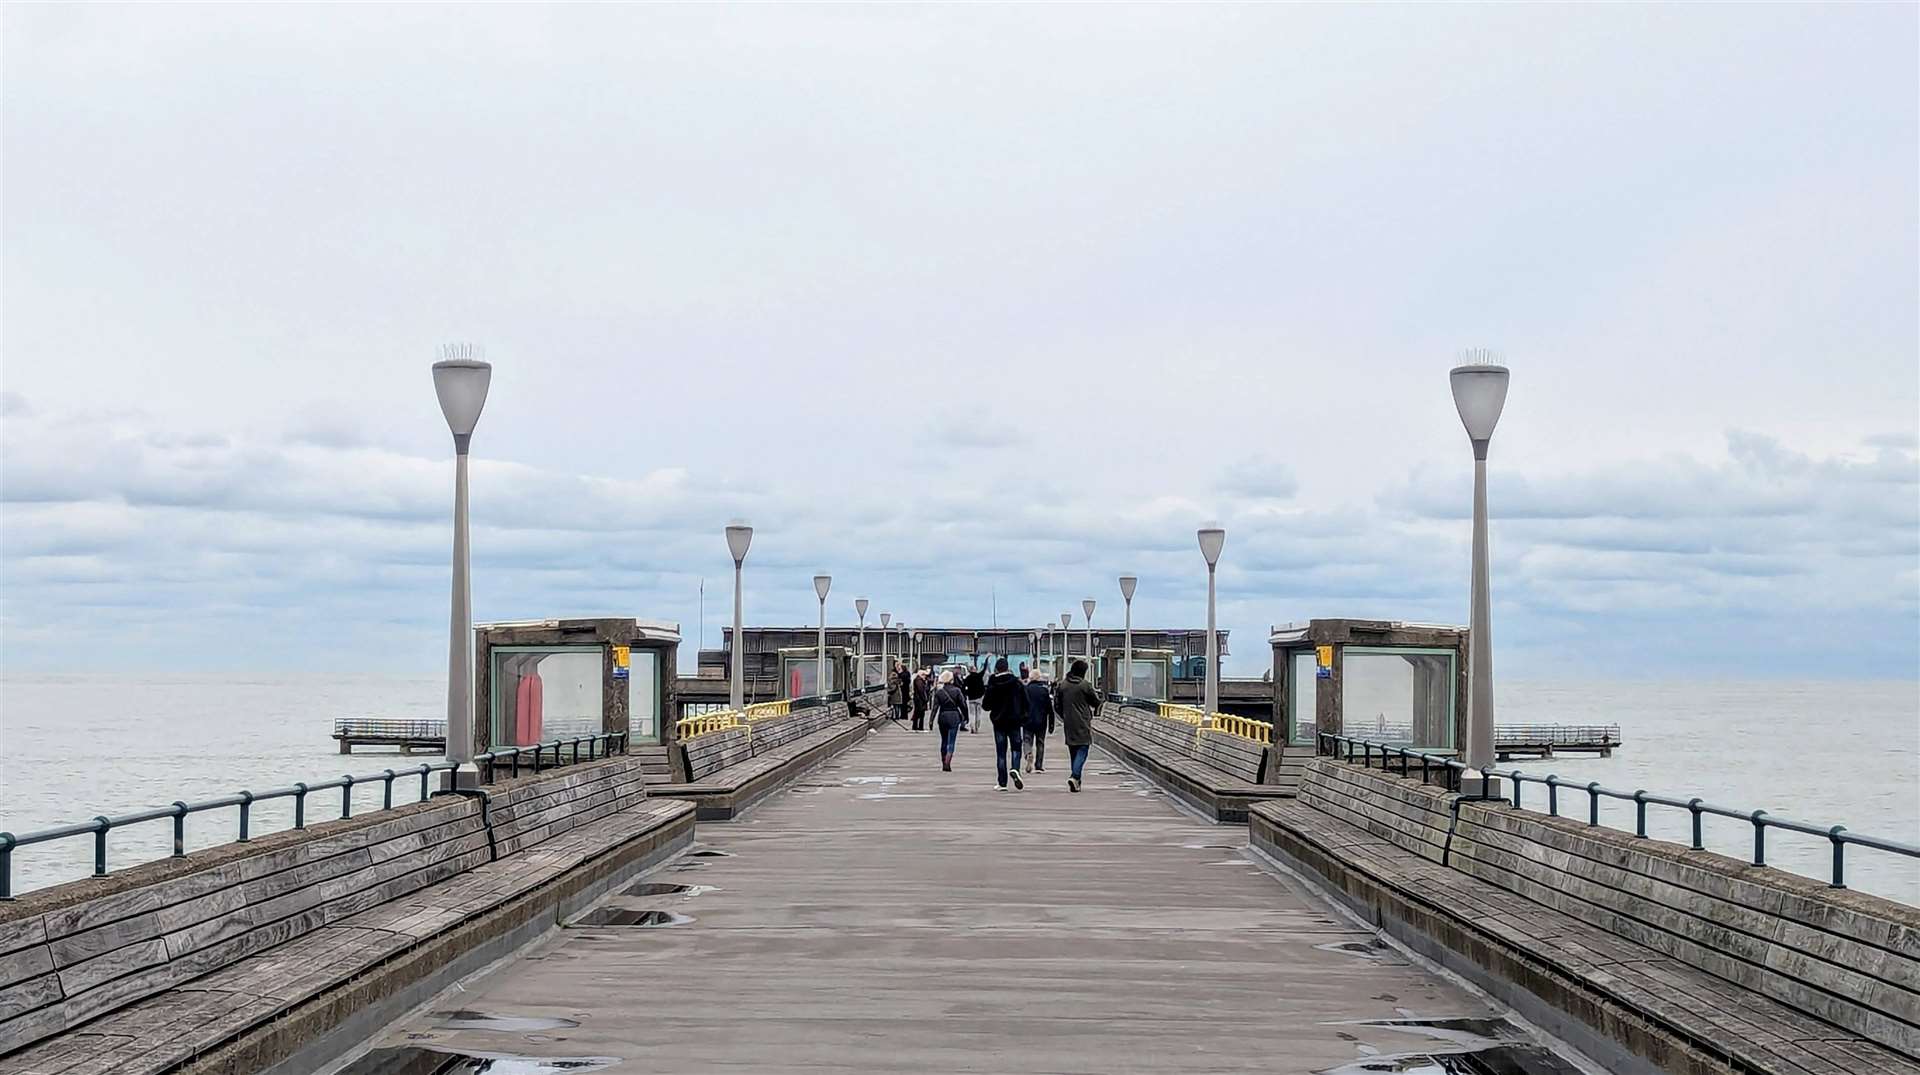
[
  {"x1": 1069, "y1": 744, "x2": 1090, "y2": 780},
  {"x1": 993, "y1": 726, "x2": 1024, "y2": 787},
  {"x1": 1023, "y1": 726, "x2": 1047, "y2": 771},
  {"x1": 939, "y1": 722, "x2": 960, "y2": 756}
]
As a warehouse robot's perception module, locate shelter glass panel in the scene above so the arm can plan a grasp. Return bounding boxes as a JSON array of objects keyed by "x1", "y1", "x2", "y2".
[
  {"x1": 1342, "y1": 647, "x2": 1456, "y2": 750},
  {"x1": 1290, "y1": 650, "x2": 1317, "y2": 745},
  {"x1": 627, "y1": 648, "x2": 661, "y2": 742},
  {"x1": 491, "y1": 646, "x2": 603, "y2": 748}
]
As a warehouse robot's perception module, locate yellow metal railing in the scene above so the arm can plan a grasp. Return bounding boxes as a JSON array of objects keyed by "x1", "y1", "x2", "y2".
[
  {"x1": 743, "y1": 700, "x2": 792, "y2": 721},
  {"x1": 1202, "y1": 713, "x2": 1273, "y2": 745},
  {"x1": 675, "y1": 711, "x2": 746, "y2": 740},
  {"x1": 1158, "y1": 702, "x2": 1209, "y2": 725}
]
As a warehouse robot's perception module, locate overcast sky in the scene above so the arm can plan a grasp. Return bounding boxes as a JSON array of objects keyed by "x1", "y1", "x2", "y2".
[{"x1": 2, "y1": 4, "x2": 1915, "y2": 680}]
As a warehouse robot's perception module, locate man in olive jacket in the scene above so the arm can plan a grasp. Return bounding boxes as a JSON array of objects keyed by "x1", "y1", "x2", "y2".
[{"x1": 1056, "y1": 658, "x2": 1102, "y2": 792}]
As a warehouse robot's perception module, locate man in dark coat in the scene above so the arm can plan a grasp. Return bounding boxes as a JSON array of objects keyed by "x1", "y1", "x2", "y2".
[
  {"x1": 1022, "y1": 671, "x2": 1054, "y2": 773},
  {"x1": 911, "y1": 669, "x2": 932, "y2": 732},
  {"x1": 963, "y1": 660, "x2": 987, "y2": 734},
  {"x1": 981, "y1": 656, "x2": 1030, "y2": 790},
  {"x1": 1056, "y1": 658, "x2": 1102, "y2": 792}
]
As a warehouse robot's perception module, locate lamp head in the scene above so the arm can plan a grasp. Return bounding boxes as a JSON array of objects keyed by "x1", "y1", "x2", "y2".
[
  {"x1": 813, "y1": 574, "x2": 832, "y2": 602},
  {"x1": 1198, "y1": 527, "x2": 1226, "y2": 566},
  {"x1": 1060, "y1": 612, "x2": 1072, "y2": 629},
  {"x1": 724, "y1": 522, "x2": 753, "y2": 563},
  {"x1": 432, "y1": 346, "x2": 492, "y2": 447},
  {"x1": 1082, "y1": 598, "x2": 1096, "y2": 621},
  {"x1": 880, "y1": 611, "x2": 890, "y2": 628},
  {"x1": 1449, "y1": 352, "x2": 1510, "y2": 449},
  {"x1": 855, "y1": 598, "x2": 868, "y2": 619},
  {"x1": 1119, "y1": 575, "x2": 1137, "y2": 601}
]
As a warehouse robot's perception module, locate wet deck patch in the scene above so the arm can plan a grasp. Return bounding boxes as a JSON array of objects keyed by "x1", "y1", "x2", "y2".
[
  {"x1": 569, "y1": 908, "x2": 695, "y2": 927},
  {"x1": 339, "y1": 1046, "x2": 619, "y2": 1073},
  {"x1": 429, "y1": 1010, "x2": 579, "y2": 1032}
]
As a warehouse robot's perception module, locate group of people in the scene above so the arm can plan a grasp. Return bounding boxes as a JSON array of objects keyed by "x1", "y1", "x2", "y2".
[{"x1": 887, "y1": 656, "x2": 1102, "y2": 792}]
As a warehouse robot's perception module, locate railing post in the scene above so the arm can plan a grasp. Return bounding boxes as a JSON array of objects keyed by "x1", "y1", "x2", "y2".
[
  {"x1": 238, "y1": 791, "x2": 253, "y2": 842},
  {"x1": 1420, "y1": 754, "x2": 1430, "y2": 785},
  {"x1": 172, "y1": 801, "x2": 188, "y2": 857},
  {"x1": 0, "y1": 833, "x2": 12, "y2": 900},
  {"x1": 294, "y1": 783, "x2": 308, "y2": 830},
  {"x1": 1512, "y1": 777, "x2": 1522, "y2": 809},
  {"x1": 341, "y1": 774, "x2": 355, "y2": 819},
  {"x1": 420, "y1": 764, "x2": 431, "y2": 799},
  {"x1": 93, "y1": 816, "x2": 111, "y2": 877},
  {"x1": 511, "y1": 750, "x2": 520, "y2": 779},
  {"x1": 1545, "y1": 776, "x2": 1558, "y2": 817},
  {"x1": 572, "y1": 738, "x2": 581, "y2": 765},
  {"x1": 1587, "y1": 782, "x2": 1601, "y2": 827},
  {"x1": 383, "y1": 769, "x2": 396, "y2": 811},
  {"x1": 1688, "y1": 798, "x2": 1704, "y2": 849},
  {"x1": 1829, "y1": 826, "x2": 1847, "y2": 889},
  {"x1": 1751, "y1": 810, "x2": 1768, "y2": 866},
  {"x1": 1633, "y1": 790, "x2": 1648, "y2": 837}
]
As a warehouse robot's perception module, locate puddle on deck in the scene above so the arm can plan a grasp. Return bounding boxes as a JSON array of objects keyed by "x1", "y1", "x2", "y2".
[
  {"x1": 1316, "y1": 1045, "x2": 1588, "y2": 1074},
  {"x1": 339, "y1": 1045, "x2": 619, "y2": 1074},
  {"x1": 616, "y1": 881, "x2": 714, "y2": 898},
  {"x1": 1314, "y1": 938, "x2": 1409, "y2": 964},
  {"x1": 686, "y1": 848, "x2": 734, "y2": 857},
  {"x1": 429, "y1": 1011, "x2": 579, "y2": 1032},
  {"x1": 569, "y1": 909, "x2": 695, "y2": 928}
]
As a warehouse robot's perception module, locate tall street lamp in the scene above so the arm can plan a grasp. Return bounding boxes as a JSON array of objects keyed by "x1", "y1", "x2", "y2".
[
  {"x1": 1082, "y1": 598, "x2": 1096, "y2": 678},
  {"x1": 433, "y1": 349, "x2": 491, "y2": 768},
  {"x1": 813, "y1": 575, "x2": 832, "y2": 698},
  {"x1": 725, "y1": 523, "x2": 753, "y2": 711},
  {"x1": 855, "y1": 598, "x2": 869, "y2": 688},
  {"x1": 1198, "y1": 527, "x2": 1225, "y2": 716},
  {"x1": 879, "y1": 611, "x2": 891, "y2": 683},
  {"x1": 1118, "y1": 575, "x2": 1137, "y2": 697},
  {"x1": 1059, "y1": 612, "x2": 1072, "y2": 667},
  {"x1": 1451, "y1": 356, "x2": 1511, "y2": 789}
]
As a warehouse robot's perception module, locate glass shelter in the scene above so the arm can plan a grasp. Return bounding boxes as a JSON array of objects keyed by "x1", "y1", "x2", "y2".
[
  {"x1": 474, "y1": 617, "x2": 679, "y2": 751},
  {"x1": 1270, "y1": 620, "x2": 1466, "y2": 752}
]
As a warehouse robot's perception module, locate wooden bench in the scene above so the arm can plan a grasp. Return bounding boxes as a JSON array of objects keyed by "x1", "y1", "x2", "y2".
[
  {"x1": 1251, "y1": 760, "x2": 1920, "y2": 1075},
  {"x1": 655, "y1": 701, "x2": 870, "y2": 820},
  {"x1": 679, "y1": 726, "x2": 754, "y2": 783},
  {"x1": 1094, "y1": 703, "x2": 1285, "y2": 822},
  {"x1": 0, "y1": 757, "x2": 695, "y2": 1075}
]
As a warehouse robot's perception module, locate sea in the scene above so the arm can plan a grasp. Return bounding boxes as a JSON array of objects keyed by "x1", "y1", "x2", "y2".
[{"x1": 0, "y1": 673, "x2": 1915, "y2": 902}]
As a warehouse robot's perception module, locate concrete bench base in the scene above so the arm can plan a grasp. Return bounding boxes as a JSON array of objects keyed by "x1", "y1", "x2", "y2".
[
  {"x1": 1094, "y1": 726, "x2": 1287, "y2": 823},
  {"x1": 1250, "y1": 797, "x2": 1920, "y2": 1075},
  {"x1": 652, "y1": 717, "x2": 871, "y2": 820}
]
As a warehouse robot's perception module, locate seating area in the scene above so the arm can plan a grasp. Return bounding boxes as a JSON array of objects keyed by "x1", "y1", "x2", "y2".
[
  {"x1": 655, "y1": 699, "x2": 874, "y2": 819},
  {"x1": 1251, "y1": 759, "x2": 1920, "y2": 1075},
  {"x1": 0, "y1": 755, "x2": 696, "y2": 1075},
  {"x1": 1094, "y1": 702, "x2": 1287, "y2": 822}
]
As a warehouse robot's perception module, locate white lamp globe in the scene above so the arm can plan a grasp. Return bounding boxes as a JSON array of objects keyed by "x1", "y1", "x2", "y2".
[{"x1": 1450, "y1": 357, "x2": 1511, "y2": 444}]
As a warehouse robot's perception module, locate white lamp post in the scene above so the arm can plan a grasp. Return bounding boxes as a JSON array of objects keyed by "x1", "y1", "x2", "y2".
[
  {"x1": 1198, "y1": 527, "x2": 1225, "y2": 716},
  {"x1": 813, "y1": 575, "x2": 832, "y2": 698},
  {"x1": 855, "y1": 598, "x2": 869, "y2": 688},
  {"x1": 1060, "y1": 612, "x2": 1072, "y2": 669},
  {"x1": 1082, "y1": 599, "x2": 1096, "y2": 678},
  {"x1": 433, "y1": 349, "x2": 491, "y2": 767},
  {"x1": 879, "y1": 611, "x2": 891, "y2": 686},
  {"x1": 1451, "y1": 356, "x2": 1511, "y2": 788},
  {"x1": 1118, "y1": 575, "x2": 1137, "y2": 697},
  {"x1": 725, "y1": 523, "x2": 753, "y2": 711}
]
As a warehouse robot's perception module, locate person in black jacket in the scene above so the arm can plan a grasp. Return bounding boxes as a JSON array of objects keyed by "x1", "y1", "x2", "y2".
[
  {"x1": 982, "y1": 657, "x2": 1031, "y2": 790},
  {"x1": 911, "y1": 669, "x2": 931, "y2": 732},
  {"x1": 1022, "y1": 671, "x2": 1054, "y2": 774},
  {"x1": 931, "y1": 670, "x2": 968, "y2": 771},
  {"x1": 963, "y1": 661, "x2": 987, "y2": 734}
]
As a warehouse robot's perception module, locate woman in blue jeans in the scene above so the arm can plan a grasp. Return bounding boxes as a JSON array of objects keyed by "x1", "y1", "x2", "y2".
[{"x1": 932, "y1": 671, "x2": 968, "y2": 772}]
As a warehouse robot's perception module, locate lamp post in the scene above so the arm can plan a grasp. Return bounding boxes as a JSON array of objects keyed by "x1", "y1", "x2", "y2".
[
  {"x1": 725, "y1": 523, "x2": 753, "y2": 711},
  {"x1": 1060, "y1": 612, "x2": 1072, "y2": 669},
  {"x1": 912, "y1": 630, "x2": 922, "y2": 669},
  {"x1": 433, "y1": 349, "x2": 491, "y2": 768},
  {"x1": 1450, "y1": 357, "x2": 1511, "y2": 790},
  {"x1": 879, "y1": 611, "x2": 891, "y2": 685},
  {"x1": 1118, "y1": 575, "x2": 1137, "y2": 697},
  {"x1": 1082, "y1": 599, "x2": 1096, "y2": 679},
  {"x1": 1198, "y1": 527, "x2": 1225, "y2": 716},
  {"x1": 813, "y1": 575, "x2": 832, "y2": 698},
  {"x1": 855, "y1": 598, "x2": 869, "y2": 689}
]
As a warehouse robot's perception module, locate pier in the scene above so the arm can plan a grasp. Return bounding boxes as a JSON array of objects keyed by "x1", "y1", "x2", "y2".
[
  {"x1": 1495, "y1": 722, "x2": 1624, "y2": 760},
  {"x1": 331, "y1": 718, "x2": 445, "y2": 754}
]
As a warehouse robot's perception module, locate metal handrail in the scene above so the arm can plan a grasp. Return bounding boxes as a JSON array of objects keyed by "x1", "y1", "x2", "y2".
[
  {"x1": 1202, "y1": 713, "x2": 1272, "y2": 745},
  {"x1": 0, "y1": 730, "x2": 629, "y2": 900},
  {"x1": 1315, "y1": 732, "x2": 1919, "y2": 890},
  {"x1": 676, "y1": 712, "x2": 746, "y2": 740},
  {"x1": 1158, "y1": 702, "x2": 1208, "y2": 725},
  {"x1": 744, "y1": 699, "x2": 793, "y2": 720}
]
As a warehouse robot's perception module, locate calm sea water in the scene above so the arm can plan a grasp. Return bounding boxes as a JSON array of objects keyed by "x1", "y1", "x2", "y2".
[{"x1": 0, "y1": 673, "x2": 1915, "y2": 901}]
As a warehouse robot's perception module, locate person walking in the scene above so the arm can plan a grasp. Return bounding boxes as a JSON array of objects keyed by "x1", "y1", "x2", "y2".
[
  {"x1": 911, "y1": 668, "x2": 931, "y2": 732},
  {"x1": 1056, "y1": 658, "x2": 1102, "y2": 792},
  {"x1": 982, "y1": 656, "x2": 1030, "y2": 790},
  {"x1": 932, "y1": 670, "x2": 968, "y2": 771},
  {"x1": 1023, "y1": 669, "x2": 1054, "y2": 774},
  {"x1": 963, "y1": 660, "x2": 987, "y2": 734}
]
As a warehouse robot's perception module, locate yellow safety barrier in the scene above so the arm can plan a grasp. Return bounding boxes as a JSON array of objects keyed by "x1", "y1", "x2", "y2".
[
  {"x1": 1201, "y1": 713, "x2": 1273, "y2": 745},
  {"x1": 675, "y1": 711, "x2": 746, "y2": 740},
  {"x1": 1158, "y1": 702, "x2": 1209, "y2": 725},
  {"x1": 743, "y1": 700, "x2": 792, "y2": 721}
]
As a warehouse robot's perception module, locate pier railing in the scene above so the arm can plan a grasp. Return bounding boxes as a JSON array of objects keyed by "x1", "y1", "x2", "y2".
[
  {"x1": 332, "y1": 718, "x2": 446, "y2": 740},
  {"x1": 1316, "y1": 732, "x2": 1920, "y2": 890},
  {"x1": 0, "y1": 730, "x2": 629, "y2": 900}
]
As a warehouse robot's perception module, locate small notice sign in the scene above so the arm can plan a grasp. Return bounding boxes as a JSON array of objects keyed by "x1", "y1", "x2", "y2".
[{"x1": 612, "y1": 645, "x2": 630, "y2": 679}]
